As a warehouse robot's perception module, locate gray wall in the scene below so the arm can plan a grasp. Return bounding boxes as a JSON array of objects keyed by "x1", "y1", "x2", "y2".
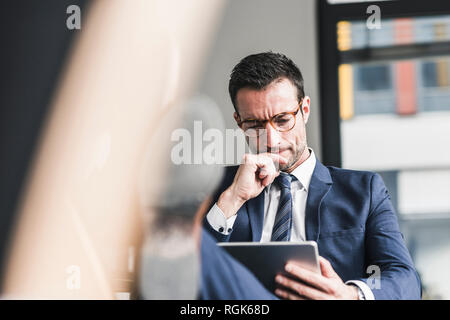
[{"x1": 196, "y1": 0, "x2": 322, "y2": 162}]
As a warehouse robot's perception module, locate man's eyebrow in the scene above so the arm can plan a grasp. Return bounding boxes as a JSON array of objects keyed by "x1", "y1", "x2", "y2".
[
  {"x1": 241, "y1": 116, "x2": 260, "y2": 121},
  {"x1": 241, "y1": 116, "x2": 267, "y2": 122},
  {"x1": 242, "y1": 111, "x2": 290, "y2": 122}
]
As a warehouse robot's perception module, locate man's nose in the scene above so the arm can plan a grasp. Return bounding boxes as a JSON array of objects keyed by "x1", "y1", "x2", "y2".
[{"x1": 263, "y1": 122, "x2": 281, "y2": 150}]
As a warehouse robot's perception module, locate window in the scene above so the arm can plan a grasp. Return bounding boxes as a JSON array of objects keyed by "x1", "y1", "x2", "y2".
[{"x1": 319, "y1": 0, "x2": 450, "y2": 299}]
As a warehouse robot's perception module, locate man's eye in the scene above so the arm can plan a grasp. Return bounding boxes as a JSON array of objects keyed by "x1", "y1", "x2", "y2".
[{"x1": 245, "y1": 122, "x2": 263, "y2": 129}]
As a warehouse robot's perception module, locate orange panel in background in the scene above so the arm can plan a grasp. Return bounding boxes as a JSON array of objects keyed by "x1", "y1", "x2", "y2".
[
  {"x1": 437, "y1": 59, "x2": 450, "y2": 87},
  {"x1": 339, "y1": 64, "x2": 354, "y2": 120},
  {"x1": 394, "y1": 18, "x2": 417, "y2": 115},
  {"x1": 395, "y1": 61, "x2": 417, "y2": 115},
  {"x1": 337, "y1": 21, "x2": 352, "y2": 51}
]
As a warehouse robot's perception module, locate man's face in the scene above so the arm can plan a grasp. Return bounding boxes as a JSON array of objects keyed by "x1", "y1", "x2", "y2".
[{"x1": 233, "y1": 78, "x2": 310, "y2": 172}]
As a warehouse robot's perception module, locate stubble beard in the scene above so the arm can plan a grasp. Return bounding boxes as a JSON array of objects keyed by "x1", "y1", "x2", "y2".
[{"x1": 279, "y1": 142, "x2": 307, "y2": 172}]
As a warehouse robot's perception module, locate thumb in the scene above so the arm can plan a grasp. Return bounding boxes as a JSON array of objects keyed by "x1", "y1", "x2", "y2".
[{"x1": 319, "y1": 256, "x2": 339, "y2": 279}]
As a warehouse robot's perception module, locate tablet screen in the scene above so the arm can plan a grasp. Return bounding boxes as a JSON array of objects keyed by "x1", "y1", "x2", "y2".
[{"x1": 218, "y1": 241, "x2": 320, "y2": 293}]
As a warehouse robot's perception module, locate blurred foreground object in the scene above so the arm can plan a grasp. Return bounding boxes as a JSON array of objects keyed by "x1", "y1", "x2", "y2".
[
  {"x1": 2, "y1": 0, "x2": 224, "y2": 299},
  {"x1": 139, "y1": 95, "x2": 225, "y2": 299}
]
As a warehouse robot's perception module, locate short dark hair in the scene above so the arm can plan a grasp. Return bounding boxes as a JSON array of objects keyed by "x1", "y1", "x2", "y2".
[{"x1": 228, "y1": 52, "x2": 305, "y2": 113}]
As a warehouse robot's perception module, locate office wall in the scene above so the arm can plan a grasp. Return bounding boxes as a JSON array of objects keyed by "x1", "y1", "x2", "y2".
[{"x1": 196, "y1": 0, "x2": 322, "y2": 163}]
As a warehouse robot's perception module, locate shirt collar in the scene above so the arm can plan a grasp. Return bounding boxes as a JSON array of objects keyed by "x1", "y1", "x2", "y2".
[{"x1": 289, "y1": 148, "x2": 316, "y2": 192}]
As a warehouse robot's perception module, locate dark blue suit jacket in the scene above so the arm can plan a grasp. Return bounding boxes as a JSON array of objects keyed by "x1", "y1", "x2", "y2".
[{"x1": 203, "y1": 158, "x2": 422, "y2": 299}]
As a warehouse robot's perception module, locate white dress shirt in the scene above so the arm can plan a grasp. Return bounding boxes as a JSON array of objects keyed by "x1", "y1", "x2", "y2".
[{"x1": 206, "y1": 148, "x2": 374, "y2": 299}]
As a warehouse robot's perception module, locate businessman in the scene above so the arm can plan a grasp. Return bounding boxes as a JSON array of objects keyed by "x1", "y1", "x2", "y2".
[{"x1": 202, "y1": 52, "x2": 421, "y2": 300}]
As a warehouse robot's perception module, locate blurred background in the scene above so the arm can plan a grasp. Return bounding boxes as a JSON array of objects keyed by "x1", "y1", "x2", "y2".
[{"x1": 0, "y1": 0, "x2": 449, "y2": 299}]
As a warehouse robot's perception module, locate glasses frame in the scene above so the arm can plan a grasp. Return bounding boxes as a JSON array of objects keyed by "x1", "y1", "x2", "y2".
[{"x1": 237, "y1": 99, "x2": 303, "y2": 134}]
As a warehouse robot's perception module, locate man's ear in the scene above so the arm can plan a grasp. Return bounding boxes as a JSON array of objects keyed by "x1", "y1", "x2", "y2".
[
  {"x1": 301, "y1": 96, "x2": 311, "y2": 124},
  {"x1": 233, "y1": 111, "x2": 241, "y2": 126}
]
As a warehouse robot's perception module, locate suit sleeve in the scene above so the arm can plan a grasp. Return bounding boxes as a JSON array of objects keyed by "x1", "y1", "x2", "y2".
[
  {"x1": 200, "y1": 229, "x2": 277, "y2": 299},
  {"x1": 360, "y1": 173, "x2": 422, "y2": 300}
]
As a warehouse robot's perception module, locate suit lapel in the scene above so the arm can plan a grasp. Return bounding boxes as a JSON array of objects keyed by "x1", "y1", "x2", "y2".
[
  {"x1": 305, "y1": 159, "x2": 333, "y2": 242},
  {"x1": 246, "y1": 189, "x2": 265, "y2": 242}
]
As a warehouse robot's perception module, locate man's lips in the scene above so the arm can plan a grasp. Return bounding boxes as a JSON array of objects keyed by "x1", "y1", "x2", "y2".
[{"x1": 268, "y1": 148, "x2": 289, "y2": 154}]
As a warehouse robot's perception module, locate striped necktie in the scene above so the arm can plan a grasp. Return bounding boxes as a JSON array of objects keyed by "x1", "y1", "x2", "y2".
[{"x1": 271, "y1": 173, "x2": 294, "y2": 241}]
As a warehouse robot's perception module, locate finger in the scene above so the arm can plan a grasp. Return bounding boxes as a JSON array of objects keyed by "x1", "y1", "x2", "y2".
[
  {"x1": 261, "y1": 168, "x2": 279, "y2": 186},
  {"x1": 262, "y1": 175, "x2": 270, "y2": 187},
  {"x1": 253, "y1": 155, "x2": 281, "y2": 186},
  {"x1": 258, "y1": 152, "x2": 288, "y2": 167},
  {"x1": 255, "y1": 158, "x2": 277, "y2": 177},
  {"x1": 258, "y1": 168, "x2": 269, "y2": 179},
  {"x1": 262, "y1": 167, "x2": 280, "y2": 186},
  {"x1": 275, "y1": 288, "x2": 305, "y2": 300},
  {"x1": 319, "y1": 256, "x2": 340, "y2": 279},
  {"x1": 284, "y1": 263, "x2": 333, "y2": 294},
  {"x1": 275, "y1": 275, "x2": 329, "y2": 300},
  {"x1": 245, "y1": 152, "x2": 287, "y2": 169},
  {"x1": 261, "y1": 153, "x2": 288, "y2": 166},
  {"x1": 257, "y1": 154, "x2": 279, "y2": 168}
]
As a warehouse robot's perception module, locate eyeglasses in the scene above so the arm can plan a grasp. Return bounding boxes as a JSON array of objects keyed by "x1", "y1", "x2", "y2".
[{"x1": 237, "y1": 100, "x2": 303, "y2": 137}]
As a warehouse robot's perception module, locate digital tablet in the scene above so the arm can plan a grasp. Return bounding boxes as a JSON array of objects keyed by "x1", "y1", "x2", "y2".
[{"x1": 217, "y1": 241, "x2": 320, "y2": 293}]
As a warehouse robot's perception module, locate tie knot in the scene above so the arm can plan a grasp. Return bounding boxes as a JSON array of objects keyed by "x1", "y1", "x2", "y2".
[{"x1": 275, "y1": 172, "x2": 293, "y2": 189}]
